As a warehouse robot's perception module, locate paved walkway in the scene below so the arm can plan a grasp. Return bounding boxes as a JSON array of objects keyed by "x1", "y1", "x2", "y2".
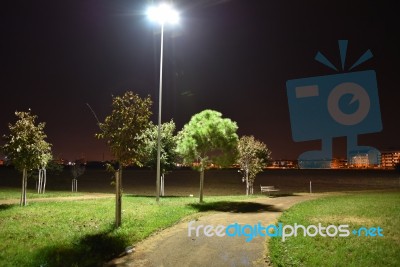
[{"x1": 107, "y1": 194, "x2": 323, "y2": 267}]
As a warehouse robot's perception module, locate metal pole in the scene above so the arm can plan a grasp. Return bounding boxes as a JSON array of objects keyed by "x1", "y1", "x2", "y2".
[
  {"x1": 156, "y1": 23, "x2": 164, "y2": 202},
  {"x1": 310, "y1": 181, "x2": 312, "y2": 194}
]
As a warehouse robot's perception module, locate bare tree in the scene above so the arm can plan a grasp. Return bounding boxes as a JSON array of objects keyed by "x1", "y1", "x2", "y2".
[{"x1": 71, "y1": 163, "x2": 85, "y2": 192}]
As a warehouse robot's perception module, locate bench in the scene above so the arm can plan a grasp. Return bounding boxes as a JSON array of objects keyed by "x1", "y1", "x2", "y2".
[{"x1": 260, "y1": 185, "x2": 280, "y2": 196}]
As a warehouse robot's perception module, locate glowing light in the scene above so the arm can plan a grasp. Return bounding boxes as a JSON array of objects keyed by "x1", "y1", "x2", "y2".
[{"x1": 147, "y1": 3, "x2": 179, "y2": 25}]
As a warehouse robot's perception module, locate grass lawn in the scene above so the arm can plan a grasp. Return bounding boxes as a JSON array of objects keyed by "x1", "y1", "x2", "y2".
[
  {"x1": 268, "y1": 191, "x2": 400, "y2": 267},
  {"x1": 0, "y1": 188, "x2": 85, "y2": 200},
  {"x1": 0, "y1": 193, "x2": 259, "y2": 266}
]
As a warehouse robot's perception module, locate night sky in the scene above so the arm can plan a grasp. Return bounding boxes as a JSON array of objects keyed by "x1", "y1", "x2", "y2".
[{"x1": 1, "y1": 0, "x2": 399, "y2": 161}]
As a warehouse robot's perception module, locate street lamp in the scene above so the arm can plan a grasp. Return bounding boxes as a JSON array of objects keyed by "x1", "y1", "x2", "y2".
[{"x1": 147, "y1": 3, "x2": 179, "y2": 202}]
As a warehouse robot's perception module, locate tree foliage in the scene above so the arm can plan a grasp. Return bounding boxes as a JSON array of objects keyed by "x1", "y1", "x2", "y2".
[
  {"x1": 139, "y1": 120, "x2": 178, "y2": 196},
  {"x1": 71, "y1": 163, "x2": 85, "y2": 192},
  {"x1": 237, "y1": 135, "x2": 271, "y2": 195},
  {"x1": 71, "y1": 163, "x2": 85, "y2": 180},
  {"x1": 139, "y1": 120, "x2": 178, "y2": 174},
  {"x1": 2, "y1": 111, "x2": 52, "y2": 171},
  {"x1": 2, "y1": 110, "x2": 52, "y2": 205},
  {"x1": 46, "y1": 161, "x2": 64, "y2": 175},
  {"x1": 176, "y1": 109, "x2": 238, "y2": 202},
  {"x1": 96, "y1": 91, "x2": 152, "y2": 167}
]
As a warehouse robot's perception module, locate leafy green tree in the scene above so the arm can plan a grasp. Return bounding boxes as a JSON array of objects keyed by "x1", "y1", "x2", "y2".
[
  {"x1": 139, "y1": 120, "x2": 178, "y2": 196},
  {"x1": 96, "y1": 91, "x2": 152, "y2": 228},
  {"x1": 237, "y1": 135, "x2": 271, "y2": 195},
  {"x1": 176, "y1": 110, "x2": 238, "y2": 202},
  {"x1": 2, "y1": 110, "x2": 52, "y2": 206}
]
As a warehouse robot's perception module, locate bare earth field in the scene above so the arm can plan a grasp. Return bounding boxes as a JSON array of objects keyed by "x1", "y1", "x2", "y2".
[{"x1": 0, "y1": 166, "x2": 398, "y2": 196}]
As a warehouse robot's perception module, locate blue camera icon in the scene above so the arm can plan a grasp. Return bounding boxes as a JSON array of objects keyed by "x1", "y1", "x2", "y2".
[
  {"x1": 286, "y1": 41, "x2": 382, "y2": 168},
  {"x1": 287, "y1": 70, "x2": 381, "y2": 141}
]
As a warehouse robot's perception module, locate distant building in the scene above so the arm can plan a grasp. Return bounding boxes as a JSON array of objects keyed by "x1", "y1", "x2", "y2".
[
  {"x1": 330, "y1": 158, "x2": 347, "y2": 169},
  {"x1": 271, "y1": 159, "x2": 298, "y2": 169},
  {"x1": 349, "y1": 153, "x2": 369, "y2": 168},
  {"x1": 348, "y1": 149, "x2": 381, "y2": 168},
  {"x1": 298, "y1": 159, "x2": 331, "y2": 169},
  {"x1": 381, "y1": 150, "x2": 400, "y2": 169}
]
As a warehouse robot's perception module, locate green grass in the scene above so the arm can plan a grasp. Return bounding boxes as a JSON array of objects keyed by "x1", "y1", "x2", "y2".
[
  {"x1": 0, "y1": 194, "x2": 259, "y2": 266},
  {"x1": 0, "y1": 188, "x2": 85, "y2": 200},
  {"x1": 269, "y1": 191, "x2": 400, "y2": 267}
]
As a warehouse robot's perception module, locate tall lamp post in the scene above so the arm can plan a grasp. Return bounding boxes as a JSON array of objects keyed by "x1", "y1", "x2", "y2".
[{"x1": 147, "y1": 3, "x2": 179, "y2": 202}]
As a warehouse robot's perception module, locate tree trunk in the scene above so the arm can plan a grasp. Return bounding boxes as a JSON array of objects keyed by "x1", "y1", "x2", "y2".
[
  {"x1": 38, "y1": 168, "x2": 46, "y2": 194},
  {"x1": 42, "y1": 169, "x2": 47, "y2": 194},
  {"x1": 115, "y1": 168, "x2": 122, "y2": 228},
  {"x1": 20, "y1": 171, "x2": 24, "y2": 205},
  {"x1": 199, "y1": 167, "x2": 204, "y2": 203},
  {"x1": 72, "y1": 179, "x2": 78, "y2": 192},
  {"x1": 161, "y1": 173, "x2": 165, "y2": 197},
  {"x1": 245, "y1": 168, "x2": 249, "y2": 196},
  {"x1": 20, "y1": 168, "x2": 27, "y2": 206},
  {"x1": 38, "y1": 169, "x2": 42, "y2": 194}
]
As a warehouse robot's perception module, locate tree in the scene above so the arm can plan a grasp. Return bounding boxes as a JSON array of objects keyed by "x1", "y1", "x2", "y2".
[
  {"x1": 237, "y1": 135, "x2": 271, "y2": 195},
  {"x1": 139, "y1": 120, "x2": 178, "y2": 196},
  {"x1": 176, "y1": 110, "x2": 238, "y2": 202},
  {"x1": 30, "y1": 160, "x2": 63, "y2": 194},
  {"x1": 2, "y1": 110, "x2": 52, "y2": 206},
  {"x1": 96, "y1": 91, "x2": 152, "y2": 228},
  {"x1": 71, "y1": 163, "x2": 85, "y2": 192},
  {"x1": 37, "y1": 161, "x2": 64, "y2": 194}
]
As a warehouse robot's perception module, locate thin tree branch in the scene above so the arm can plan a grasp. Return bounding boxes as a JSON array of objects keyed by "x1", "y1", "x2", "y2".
[{"x1": 86, "y1": 103, "x2": 102, "y2": 131}]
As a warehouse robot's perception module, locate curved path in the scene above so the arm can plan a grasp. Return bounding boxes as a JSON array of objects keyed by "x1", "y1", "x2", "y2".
[{"x1": 107, "y1": 193, "x2": 324, "y2": 267}]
